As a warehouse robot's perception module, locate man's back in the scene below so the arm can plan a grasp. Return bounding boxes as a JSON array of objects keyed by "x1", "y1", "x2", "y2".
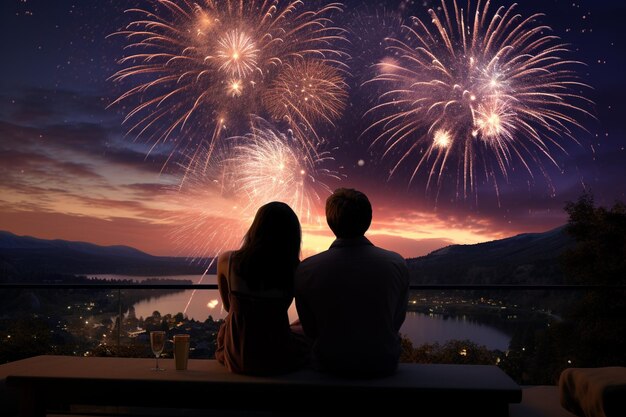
[{"x1": 295, "y1": 236, "x2": 409, "y2": 377}]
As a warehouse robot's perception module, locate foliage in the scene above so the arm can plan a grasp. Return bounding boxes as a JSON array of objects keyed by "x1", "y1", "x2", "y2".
[
  {"x1": 89, "y1": 344, "x2": 150, "y2": 358},
  {"x1": 0, "y1": 317, "x2": 65, "y2": 364},
  {"x1": 524, "y1": 193, "x2": 626, "y2": 384},
  {"x1": 562, "y1": 192, "x2": 626, "y2": 285},
  {"x1": 400, "y1": 336, "x2": 501, "y2": 365}
]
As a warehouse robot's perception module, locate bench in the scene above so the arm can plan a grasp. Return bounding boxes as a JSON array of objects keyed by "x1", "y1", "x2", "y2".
[{"x1": 2, "y1": 355, "x2": 522, "y2": 416}]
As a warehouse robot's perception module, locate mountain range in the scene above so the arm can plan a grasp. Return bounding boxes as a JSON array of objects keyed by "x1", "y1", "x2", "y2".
[
  {"x1": 406, "y1": 225, "x2": 574, "y2": 285},
  {"x1": 0, "y1": 226, "x2": 575, "y2": 284},
  {"x1": 0, "y1": 231, "x2": 210, "y2": 279}
]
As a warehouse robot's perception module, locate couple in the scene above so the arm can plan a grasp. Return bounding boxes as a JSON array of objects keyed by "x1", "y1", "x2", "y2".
[{"x1": 215, "y1": 188, "x2": 410, "y2": 377}]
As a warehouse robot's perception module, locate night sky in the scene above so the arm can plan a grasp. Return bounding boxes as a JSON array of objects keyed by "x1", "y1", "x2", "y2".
[{"x1": 1, "y1": 0, "x2": 624, "y2": 258}]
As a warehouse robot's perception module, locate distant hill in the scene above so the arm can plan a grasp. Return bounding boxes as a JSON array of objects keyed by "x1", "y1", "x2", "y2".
[
  {"x1": 0, "y1": 231, "x2": 213, "y2": 280},
  {"x1": 407, "y1": 226, "x2": 574, "y2": 285},
  {"x1": 1, "y1": 227, "x2": 575, "y2": 284}
]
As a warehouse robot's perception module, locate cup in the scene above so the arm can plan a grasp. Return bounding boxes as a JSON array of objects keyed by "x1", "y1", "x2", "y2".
[{"x1": 173, "y1": 334, "x2": 190, "y2": 370}]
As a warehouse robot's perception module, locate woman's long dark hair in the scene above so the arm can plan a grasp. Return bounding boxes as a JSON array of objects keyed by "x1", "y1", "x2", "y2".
[{"x1": 232, "y1": 201, "x2": 301, "y2": 291}]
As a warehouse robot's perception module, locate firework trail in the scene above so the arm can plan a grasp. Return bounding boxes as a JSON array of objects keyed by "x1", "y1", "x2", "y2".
[
  {"x1": 163, "y1": 142, "x2": 241, "y2": 315},
  {"x1": 108, "y1": 0, "x2": 349, "y2": 170},
  {"x1": 166, "y1": 118, "x2": 339, "y2": 313},
  {"x1": 364, "y1": 0, "x2": 593, "y2": 199}
]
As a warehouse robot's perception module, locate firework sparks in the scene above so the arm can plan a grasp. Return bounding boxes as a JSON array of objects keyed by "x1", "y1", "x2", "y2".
[
  {"x1": 224, "y1": 118, "x2": 340, "y2": 223},
  {"x1": 227, "y1": 79, "x2": 243, "y2": 97},
  {"x1": 108, "y1": 0, "x2": 348, "y2": 169},
  {"x1": 263, "y1": 60, "x2": 348, "y2": 138},
  {"x1": 433, "y1": 130, "x2": 452, "y2": 149},
  {"x1": 216, "y1": 30, "x2": 259, "y2": 78},
  {"x1": 167, "y1": 118, "x2": 339, "y2": 263},
  {"x1": 364, "y1": 0, "x2": 593, "y2": 198}
]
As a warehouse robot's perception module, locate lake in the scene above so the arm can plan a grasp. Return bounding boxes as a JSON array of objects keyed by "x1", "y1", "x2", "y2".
[{"x1": 93, "y1": 274, "x2": 511, "y2": 351}]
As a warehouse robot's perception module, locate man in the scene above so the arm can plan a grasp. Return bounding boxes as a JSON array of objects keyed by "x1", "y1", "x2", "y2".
[{"x1": 295, "y1": 188, "x2": 410, "y2": 377}]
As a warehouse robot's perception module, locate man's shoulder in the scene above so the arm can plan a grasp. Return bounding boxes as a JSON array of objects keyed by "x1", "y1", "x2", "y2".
[
  {"x1": 298, "y1": 249, "x2": 333, "y2": 269},
  {"x1": 368, "y1": 245, "x2": 410, "y2": 281},
  {"x1": 368, "y1": 244, "x2": 407, "y2": 263}
]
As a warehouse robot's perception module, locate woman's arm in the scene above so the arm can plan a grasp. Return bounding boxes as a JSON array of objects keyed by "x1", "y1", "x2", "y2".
[{"x1": 217, "y1": 251, "x2": 232, "y2": 312}]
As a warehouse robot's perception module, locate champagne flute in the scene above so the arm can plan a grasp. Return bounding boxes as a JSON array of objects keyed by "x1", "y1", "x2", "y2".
[{"x1": 150, "y1": 331, "x2": 166, "y2": 371}]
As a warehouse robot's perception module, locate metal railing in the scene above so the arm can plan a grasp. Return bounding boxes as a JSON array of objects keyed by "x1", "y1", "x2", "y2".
[{"x1": 2, "y1": 283, "x2": 623, "y2": 290}]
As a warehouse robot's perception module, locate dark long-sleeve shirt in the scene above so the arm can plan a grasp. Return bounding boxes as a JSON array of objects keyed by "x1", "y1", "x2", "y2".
[{"x1": 294, "y1": 236, "x2": 410, "y2": 377}]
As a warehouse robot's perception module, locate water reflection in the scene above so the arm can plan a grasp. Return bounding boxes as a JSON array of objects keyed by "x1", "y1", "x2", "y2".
[{"x1": 95, "y1": 274, "x2": 512, "y2": 351}]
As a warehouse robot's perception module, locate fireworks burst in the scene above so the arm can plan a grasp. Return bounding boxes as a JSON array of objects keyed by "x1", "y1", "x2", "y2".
[
  {"x1": 109, "y1": 0, "x2": 348, "y2": 169},
  {"x1": 216, "y1": 29, "x2": 259, "y2": 78},
  {"x1": 225, "y1": 118, "x2": 340, "y2": 222},
  {"x1": 364, "y1": 0, "x2": 593, "y2": 198},
  {"x1": 263, "y1": 60, "x2": 348, "y2": 136},
  {"x1": 168, "y1": 117, "x2": 339, "y2": 264}
]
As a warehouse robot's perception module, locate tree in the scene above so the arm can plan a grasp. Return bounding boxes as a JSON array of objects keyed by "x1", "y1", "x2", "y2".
[
  {"x1": 400, "y1": 337, "x2": 499, "y2": 365},
  {"x1": 562, "y1": 192, "x2": 626, "y2": 285},
  {"x1": 0, "y1": 317, "x2": 57, "y2": 363},
  {"x1": 527, "y1": 193, "x2": 626, "y2": 383},
  {"x1": 561, "y1": 193, "x2": 626, "y2": 366}
]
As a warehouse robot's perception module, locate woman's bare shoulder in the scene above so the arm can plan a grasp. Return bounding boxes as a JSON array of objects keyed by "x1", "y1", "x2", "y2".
[
  {"x1": 218, "y1": 250, "x2": 233, "y2": 261},
  {"x1": 217, "y1": 251, "x2": 233, "y2": 268}
]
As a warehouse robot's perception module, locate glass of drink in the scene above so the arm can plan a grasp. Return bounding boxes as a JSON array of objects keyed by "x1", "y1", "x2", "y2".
[
  {"x1": 150, "y1": 330, "x2": 166, "y2": 371},
  {"x1": 173, "y1": 334, "x2": 190, "y2": 370}
]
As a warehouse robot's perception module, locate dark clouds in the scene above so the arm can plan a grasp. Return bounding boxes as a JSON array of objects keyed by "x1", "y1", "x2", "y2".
[
  {"x1": 0, "y1": 91, "x2": 171, "y2": 173},
  {"x1": 0, "y1": 86, "x2": 175, "y2": 233}
]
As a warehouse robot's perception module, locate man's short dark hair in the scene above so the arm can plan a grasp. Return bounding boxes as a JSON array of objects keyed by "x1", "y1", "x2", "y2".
[{"x1": 326, "y1": 188, "x2": 372, "y2": 239}]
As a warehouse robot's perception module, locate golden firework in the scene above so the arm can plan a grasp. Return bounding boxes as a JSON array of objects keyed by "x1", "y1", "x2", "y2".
[
  {"x1": 263, "y1": 60, "x2": 348, "y2": 136},
  {"x1": 109, "y1": 0, "x2": 348, "y2": 169}
]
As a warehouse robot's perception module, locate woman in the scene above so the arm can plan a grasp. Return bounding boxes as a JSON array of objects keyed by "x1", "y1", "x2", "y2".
[{"x1": 215, "y1": 201, "x2": 309, "y2": 375}]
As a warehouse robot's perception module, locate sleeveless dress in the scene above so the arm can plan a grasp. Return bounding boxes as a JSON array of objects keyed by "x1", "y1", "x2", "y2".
[{"x1": 215, "y1": 255, "x2": 309, "y2": 375}]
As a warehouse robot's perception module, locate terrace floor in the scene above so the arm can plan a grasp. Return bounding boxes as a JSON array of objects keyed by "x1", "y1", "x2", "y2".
[
  {"x1": 43, "y1": 388, "x2": 577, "y2": 417},
  {"x1": 511, "y1": 386, "x2": 576, "y2": 417}
]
